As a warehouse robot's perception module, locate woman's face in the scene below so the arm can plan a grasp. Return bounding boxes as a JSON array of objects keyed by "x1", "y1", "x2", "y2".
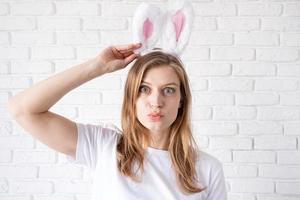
[{"x1": 136, "y1": 65, "x2": 182, "y2": 135}]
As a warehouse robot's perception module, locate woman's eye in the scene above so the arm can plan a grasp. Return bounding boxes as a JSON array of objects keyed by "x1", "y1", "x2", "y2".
[
  {"x1": 164, "y1": 87, "x2": 175, "y2": 95},
  {"x1": 139, "y1": 85, "x2": 149, "y2": 93}
]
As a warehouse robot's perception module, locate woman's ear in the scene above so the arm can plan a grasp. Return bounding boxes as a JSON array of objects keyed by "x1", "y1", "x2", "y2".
[
  {"x1": 132, "y1": 3, "x2": 165, "y2": 55},
  {"x1": 162, "y1": 0, "x2": 194, "y2": 55}
]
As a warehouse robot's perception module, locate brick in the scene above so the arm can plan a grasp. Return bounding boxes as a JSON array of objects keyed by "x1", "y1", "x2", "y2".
[
  {"x1": 57, "y1": 32, "x2": 100, "y2": 45},
  {"x1": 102, "y1": 91, "x2": 123, "y2": 105},
  {"x1": 193, "y1": 92, "x2": 234, "y2": 105},
  {"x1": 260, "y1": 165, "x2": 300, "y2": 179},
  {"x1": 0, "y1": 47, "x2": 29, "y2": 59},
  {"x1": 254, "y1": 136, "x2": 296, "y2": 150},
  {"x1": 38, "y1": 17, "x2": 81, "y2": 31},
  {"x1": 262, "y1": 18, "x2": 300, "y2": 31},
  {"x1": 83, "y1": 17, "x2": 127, "y2": 30},
  {"x1": 211, "y1": 47, "x2": 255, "y2": 61},
  {"x1": 0, "y1": 17, "x2": 35, "y2": 30},
  {"x1": 233, "y1": 151, "x2": 276, "y2": 163},
  {"x1": 54, "y1": 180, "x2": 92, "y2": 193},
  {"x1": 194, "y1": 3, "x2": 236, "y2": 16},
  {"x1": 101, "y1": 31, "x2": 131, "y2": 45},
  {"x1": 187, "y1": 63, "x2": 231, "y2": 76},
  {"x1": 32, "y1": 46, "x2": 75, "y2": 59},
  {"x1": 102, "y1": 3, "x2": 136, "y2": 17},
  {"x1": 0, "y1": 32, "x2": 9, "y2": 45},
  {"x1": 280, "y1": 93, "x2": 300, "y2": 106},
  {"x1": 81, "y1": 75, "x2": 121, "y2": 90},
  {"x1": 231, "y1": 179, "x2": 274, "y2": 193},
  {"x1": 56, "y1": 2, "x2": 99, "y2": 16},
  {"x1": 80, "y1": 105, "x2": 121, "y2": 120},
  {"x1": 236, "y1": 93, "x2": 279, "y2": 106},
  {"x1": 189, "y1": 78, "x2": 207, "y2": 90},
  {"x1": 214, "y1": 106, "x2": 256, "y2": 120},
  {"x1": 0, "y1": 196, "x2": 30, "y2": 200},
  {"x1": 284, "y1": 122, "x2": 300, "y2": 135},
  {"x1": 255, "y1": 79, "x2": 298, "y2": 91},
  {"x1": 0, "y1": 62, "x2": 9, "y2": 74},
  {"x1": 210, "y1": 137, "x2": 252, "y2": 149},
  {"x1": 210, "y1": 78, "x2": 253, "y2": 91},
  {"x1": 10, "y1": 181, "x2": 53, "y2": 194},
  {"x1": 192, "y1": 122, "x2": 237, "y2": 135},
  {"x1": 224, "y1": 164, "x2": 257, "y2": 177},
  {"x1": 11, "y1": 61, "x2": 53, "y2": 74},
  {"x1": 0, "y1": 166, "x2": 37, "y2": 178},
  {"x1": 76, "y1": 46, "x2": 103, "y2": 60},
  {"x1": 258, "y1": 107, "x2": 300, "y2": 120},
  {"x1": 194, "y1": 136, "x2": 209, "y2": 149},
  {"x1": 11, "y1": 3, "x2": 54, "y2": 15},
  {"x1": 202, "y1": 149, "x2": 232, "y2": 163},
  {"x1": 11, "y1": 32, "x2": 54, "y2": 45},
  {"x1": 278, "y1": 64, "x2": 300, "y2": 76},
  {"x1": 13, "y1": 150, "x2": 56, "y2": 164},
  {"x1": 0, "y1": 194, "x2": 31, "y2": 200},
  {"x1": 257, "y1": 195, "x2": 300, "y2": 200},
  {"x1": 181, "y1": 47, "x2": 210, "y2": 61},
  {"x1": 219, "y1": 18, "x2": 260, "y2": 31},
  {"x1": 281, "y1": 33, "x2": 300, "y2": 46},
  {"x1": 0, "y1": 150, "x2": 11, "y2": 162},
  {"x1": 0, "y1": 76, "x2": 31, "y2": 89},
  {"x1": 0, "y1": 3, "x2": 9, "y2": 15},
  {"x1": 235, "y1": 32, "x2": 279, "y2": 46},
  {"x1": 257, "y1": 48, "x2": 298, "y2": 62},
  {"x1": 276, "y1": 182, "x2": 300, "y2": 194},
  {"x1": 193, "y1": 18, "x2": 217, "y2": 30},
  {"x1": 0, "y1": 136, "x2": 35, "y2": 149},
  {"x1": 284, "y1": 3, "x2": 300, "y2": 16},
  {"x1": 0, "y1": 120, "x2": 13, "y2": 135},
  {"x1": 0, "y1": 92, "x2": 9, "y2": 104},
  {"x1": 0, "y1": 179, "x2": 8, "y2": 193},
  {"x1": 229, "y1": 194, "x2": 255, "y2": 200},
  {"x1": 239, "y1": 121, "x2": 282, "y2": 135},
  {"x1": 32, "y1": 195, "x2": 74, "y2": 200},
  {"x1": 233, "y1": 63, "x2": 276, "y2": 76},
  {"x1": 39, "y1": 165, "x2": 81, "y2": 179},
  {"x1": 238, "y1": 3, "x2": 282, "y2": 16},
  {"x1": 278, "y1": 151, "x2": 300, "y2": 164},
  {"x1": 190, "y1": 31, "x2": 233, "y2": 45}
]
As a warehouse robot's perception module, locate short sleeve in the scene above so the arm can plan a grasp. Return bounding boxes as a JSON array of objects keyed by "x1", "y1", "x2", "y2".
[
  {"x1": 206, "y1": 161, "x2": 227, "y2": 200},
  {"x1": 66, "y1": 122, "x2": 120, "y2": 170}
]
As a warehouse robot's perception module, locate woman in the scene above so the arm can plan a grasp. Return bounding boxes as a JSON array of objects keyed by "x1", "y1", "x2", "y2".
[{"x1": 7, "y1": 43, "x2": 227, "y2": 200}]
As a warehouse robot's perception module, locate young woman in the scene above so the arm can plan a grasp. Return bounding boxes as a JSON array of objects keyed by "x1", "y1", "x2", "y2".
[{"x1": 8, "y1": 43, "x2": 227, "y2": 200}]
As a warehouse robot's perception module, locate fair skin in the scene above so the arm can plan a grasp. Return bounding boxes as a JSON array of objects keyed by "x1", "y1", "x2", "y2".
[
  {"x1": 136, "y1": 66, "x2": 181, "y2": 150},
  {"x1": 7, "y1": 43, "x2": 142, "y2": 158}
]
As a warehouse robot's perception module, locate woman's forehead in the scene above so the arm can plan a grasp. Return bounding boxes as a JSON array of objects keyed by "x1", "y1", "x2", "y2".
[{"x1": 142, "y1": 66, "x2": 180, "y2": 85}]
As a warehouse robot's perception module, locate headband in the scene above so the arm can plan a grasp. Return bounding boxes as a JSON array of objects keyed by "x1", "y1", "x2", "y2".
[{"x1": 132, "y1": 0, "x2": 194, "y2": 56}]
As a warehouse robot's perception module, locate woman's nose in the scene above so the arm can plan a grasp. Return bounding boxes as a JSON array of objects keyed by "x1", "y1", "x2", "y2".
[{"x1": 148, "y1": 90, "x2": 164, "y2": 107}]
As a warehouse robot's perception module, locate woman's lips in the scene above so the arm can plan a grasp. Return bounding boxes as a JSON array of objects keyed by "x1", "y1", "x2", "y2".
[{"x1": 148, "y1": 114, "x2": 163, "y2": 122}]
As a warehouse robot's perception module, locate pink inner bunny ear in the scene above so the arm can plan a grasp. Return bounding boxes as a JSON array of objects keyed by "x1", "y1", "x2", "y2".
[
  {"x1": 172, "y1": 10, "x2": 185, "y2": 42},
  {"x1": 143, "y1": 18, "x2": 153, "y2": 41}
]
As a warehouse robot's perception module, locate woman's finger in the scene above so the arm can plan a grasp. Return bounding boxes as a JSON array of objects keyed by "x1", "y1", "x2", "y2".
[{"x1": 115, "y1": 43, "x2": 142, "y2": 53}]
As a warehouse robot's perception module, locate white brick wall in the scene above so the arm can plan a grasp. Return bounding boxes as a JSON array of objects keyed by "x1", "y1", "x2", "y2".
[{"x1": 1, "y1": 0, "x2": 300, "y2": 199}]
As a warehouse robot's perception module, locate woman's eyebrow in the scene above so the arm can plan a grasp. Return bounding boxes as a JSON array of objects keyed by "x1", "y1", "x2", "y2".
[{"x1": 141, "y1": 81, "x2": 179, "y2": 87}]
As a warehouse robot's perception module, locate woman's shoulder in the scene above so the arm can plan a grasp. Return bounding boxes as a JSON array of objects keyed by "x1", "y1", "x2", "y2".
[{"x1": 196, "y1": 150, "x2": 224, "y2": 171}]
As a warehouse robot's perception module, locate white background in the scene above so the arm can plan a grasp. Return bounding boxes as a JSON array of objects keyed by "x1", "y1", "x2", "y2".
[{"x1": 1, "y1": 0, "x2": 300, "y2": 199}]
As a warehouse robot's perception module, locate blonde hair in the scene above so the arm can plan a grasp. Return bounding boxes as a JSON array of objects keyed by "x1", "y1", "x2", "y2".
[{"x1": 117, "y1": 51, "x2": 205, "y2": 194}]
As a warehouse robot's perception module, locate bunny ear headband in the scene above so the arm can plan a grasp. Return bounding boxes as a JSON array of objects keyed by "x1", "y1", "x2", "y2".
[{"x1": 132, "y1": 0, "x2": 194, "y2": 56}]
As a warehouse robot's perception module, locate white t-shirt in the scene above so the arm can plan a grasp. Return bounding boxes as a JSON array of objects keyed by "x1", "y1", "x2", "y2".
[{"x1": 67, "y1": 122, "x2": 227, "y2": 200}]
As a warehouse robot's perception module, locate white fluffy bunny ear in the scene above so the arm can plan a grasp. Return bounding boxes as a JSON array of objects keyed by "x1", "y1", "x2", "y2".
[
  {"x1": 132, "y1": 3, "x2": 165, "y2": 55},
  {"x1": 162, "y1": 0, "x2": 194, "y2": 55}
]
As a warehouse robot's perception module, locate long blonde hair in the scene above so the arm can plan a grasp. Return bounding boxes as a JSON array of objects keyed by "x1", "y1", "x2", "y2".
[{"x1": 117, "y1": 51, "x2": 205, "y2": 194}]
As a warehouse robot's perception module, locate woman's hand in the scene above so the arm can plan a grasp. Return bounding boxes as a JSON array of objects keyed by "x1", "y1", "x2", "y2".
[{"x1": 89, "y1": 43, "x2": 142, "y2": 77}]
